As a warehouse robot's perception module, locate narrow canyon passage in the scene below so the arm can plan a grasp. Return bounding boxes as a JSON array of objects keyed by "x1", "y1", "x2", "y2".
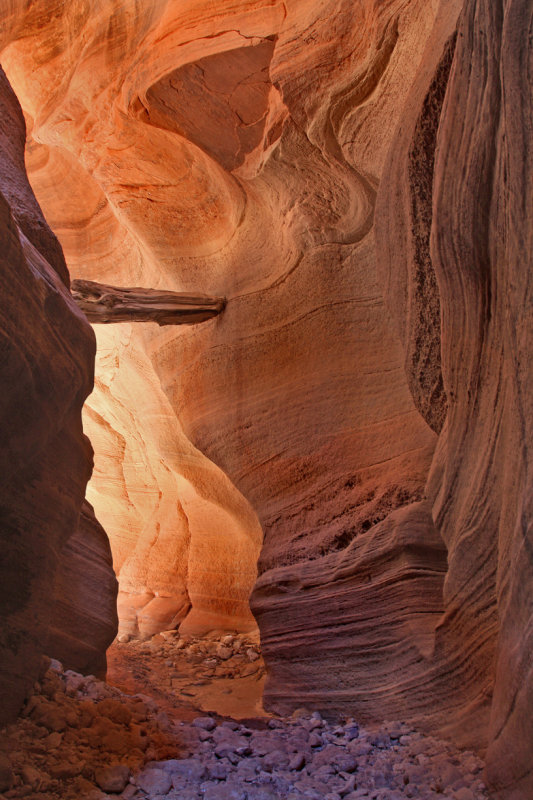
[{"x1": 0, "y1": 2, "x2": 531, "y2": 800}]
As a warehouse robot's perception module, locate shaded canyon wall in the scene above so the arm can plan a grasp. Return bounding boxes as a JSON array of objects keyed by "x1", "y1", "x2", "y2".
[{"x1": 0, "y1": 67, "x2": 117, "y2": 725}]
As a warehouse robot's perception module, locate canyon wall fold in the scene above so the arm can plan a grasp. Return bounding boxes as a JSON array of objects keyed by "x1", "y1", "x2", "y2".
[
  {"x1": 0, "y1": 66, "x2": 117, "y2": 724},
  {"x1": 0, "y1": 1, "x2": 531, "y2": 796},
  {"x1": 376, "y1": 0, "x2": 533, "y2": 795}
]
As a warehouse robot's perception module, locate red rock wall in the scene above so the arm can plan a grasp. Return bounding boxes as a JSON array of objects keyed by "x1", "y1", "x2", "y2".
[
  {"x1": 0, "y1": 66, "x2": 117, "y2": 724},
  {"x1": 431, "y1": 2, "x2": 532, "y2": 795},
  {"x1": 48, "y1": 501, "x2": 118, "y2": 678}
]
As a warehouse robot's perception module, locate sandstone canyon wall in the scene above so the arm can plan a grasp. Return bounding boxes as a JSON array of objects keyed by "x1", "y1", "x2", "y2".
[
  {"x1": 376, "y1": 1, "x2": 532, "y2": 795},
  {"x1": 0, "y1": 67, "x2": 117, "y2": 725},
  {"x1": 0, "y1": 1, "x2": 531, "y2": 797}
]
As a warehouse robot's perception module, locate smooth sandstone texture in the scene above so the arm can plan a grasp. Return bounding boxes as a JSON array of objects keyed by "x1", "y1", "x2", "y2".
[
  {"x1": 1, "y1": 0, "x2": 438, "y2": 641},
  {"x1": 0, "y1": 1, "x2": 531, "y2": 797},
  {"x1": 85, "y1": 323, "x2": 262, "y2": 639},
  {"x1": 0, "y1": 67, "x2": 117, "y2": 724},
  {"x1": 48, "y1": 501, "x2": 118, "y2": 678}
]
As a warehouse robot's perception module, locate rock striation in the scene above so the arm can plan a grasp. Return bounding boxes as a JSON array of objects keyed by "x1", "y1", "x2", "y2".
[
  {"x1": 0, "y1": 66, "x2": 117, "y2": 725},
  {"x1": 0, "y1": 1, "x2": 531, "y2": 797},
  {"x1": 48, "y1": 500, "x2": 118, "y2": 679}
]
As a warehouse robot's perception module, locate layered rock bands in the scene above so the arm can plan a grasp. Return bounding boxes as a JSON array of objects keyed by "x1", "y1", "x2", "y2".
[{"x1": 0, "y1": 1, "x2": 531, "y2": 798}]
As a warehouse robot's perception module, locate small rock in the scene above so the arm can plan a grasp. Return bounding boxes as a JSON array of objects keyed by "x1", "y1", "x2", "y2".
[
  {"x1": 117, "y1": 633, "x2": 130, "y2": 643},
  {"x1": 292, "y1": 707, "x2": 311, "y2": 719},
  {"x1": 263, "y1": 749, "x2": 290, "y2": 771},
  {"x1": 71, "y1": 777, "x2": 106, "y2": 800},
  {"x1": 344, "y1": 723, "x2": 360, "y2": 741},
  {"x1": 454, "y1": 789, "x2": 475, "y2": 800},
  {"x1": 20, "y1": 765, "x2": 41, "y2": 789},
  {"x1": 209, "y1": 759, "x2": 232, "y2": 780},
  {"x1": 136, "y1": 767, "x2": 172, "y2": 795},
  {"x1": 203, "y1": 781, "x2": 247, "y2": 800},
  {"x1": 160, "y1": 629, "x2": 179, "y2": 640},
  {"x1": 289, "y1": 752, "x2": 306, "y2": 770},
  {"x1": 216, "y1": 645, "x2": 233, "y2": 660},
  {"x1": 94, "y1": 764, "x2": 131, "y2": 793},
  {"x1": 0, "y1": 755, "x2": 13, "y2": 793},
  {"x1": 121, "y1": 785, "x2": 139, "y2": 800},
  {"x1": 193, "y1": 716, "x2": 217, "y2": 731},
  {"x1": 246, "y1": 649, "x2": 260, "y2": 662},
  {"x1": 169, "y1": 758, "x2": 207, "y2": 782},
  {"x1": 370, "y1": 732, "x2": 391, "y2": 749},
  {"x1": 49, "y1": 761, "x2": 85, "y2": 779},
  {"x1": 97, "y1": 698, "x2": 132, "y2": 726},
  {"x1": 46, "y1": 731, "x2": 63, "y2": 749}
]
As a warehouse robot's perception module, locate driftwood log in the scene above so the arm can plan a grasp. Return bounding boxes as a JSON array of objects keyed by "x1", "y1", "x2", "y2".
[{"x1": 71, "y1": 279, "x2": 226, "y2": 325}]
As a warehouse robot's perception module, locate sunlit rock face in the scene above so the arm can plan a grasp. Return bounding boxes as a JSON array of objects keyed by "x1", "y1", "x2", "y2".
[
  {"x1": 85, "y1": 323, "x2": 262, "y2": 638},
  {"x1": 1, "y1": 0, "x2": 531, "y2": 796},
  {"x1": 0, "y1": 67, "x2": 117, "y2": 725}
]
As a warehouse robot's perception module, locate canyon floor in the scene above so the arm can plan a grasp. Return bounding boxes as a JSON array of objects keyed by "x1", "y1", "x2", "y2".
[{"x1": 0, "y1": 634, "x2": 490, "y2": 800}]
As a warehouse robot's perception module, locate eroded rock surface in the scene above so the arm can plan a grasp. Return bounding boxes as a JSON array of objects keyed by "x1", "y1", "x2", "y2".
[
  {"x1": 0, "y1": 66, "x2": 116, "y2": 724},
  {"x1": 1, "y1": 0, "x2": 437, "y2": 647},
  {"x1": 48, "y1": 501, "x2": 119, "y2": 679}
]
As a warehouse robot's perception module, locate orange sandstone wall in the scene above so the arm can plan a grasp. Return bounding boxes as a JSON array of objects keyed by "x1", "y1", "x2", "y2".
[{"x1": 1, "y1": 0, "x2": 438, "y2": 640}]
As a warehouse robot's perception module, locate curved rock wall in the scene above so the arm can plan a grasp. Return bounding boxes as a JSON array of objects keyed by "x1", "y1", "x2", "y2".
[
  {"x1": 377, "y1": 0, "x2": 533, "y2": 795},
  {"x1": 85, "y1": 323, "x2": 262, "y2": 638},
  {"x1": 1, "y1": 1, "x2": 531, "y2": 796},
  {"x1": 1, "y1": 0, "x2": 439, "y2": 641},
  {"x1": 48, "y1": 500, "x2": 118, "y2": 678},
  {"x1": 0, "y1": 67, "x2": 117, "y2": 724}
]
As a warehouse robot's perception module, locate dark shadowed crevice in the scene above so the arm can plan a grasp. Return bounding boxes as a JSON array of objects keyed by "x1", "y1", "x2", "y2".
[{"x1": 405, "y1": 32, "x2": 457, "y2": 434}]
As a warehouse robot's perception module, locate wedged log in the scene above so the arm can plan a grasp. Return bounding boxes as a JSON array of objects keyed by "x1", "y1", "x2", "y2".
[{"x1": 71, "y1": 279, "x2": 226, "y2": 325}]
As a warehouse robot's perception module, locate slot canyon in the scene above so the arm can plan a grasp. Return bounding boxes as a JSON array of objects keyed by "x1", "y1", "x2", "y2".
[{"x1": 0, "y1": 1, "x2": 531, "y2": 799}]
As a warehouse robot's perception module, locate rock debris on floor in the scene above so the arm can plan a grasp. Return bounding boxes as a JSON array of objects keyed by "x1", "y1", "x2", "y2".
[
  {"x1": 0, "y1": 635, "x2": 489, "y2": 800},
  {"x1": 107, "y1": 631, "x2": 265, "y2": 720}
]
